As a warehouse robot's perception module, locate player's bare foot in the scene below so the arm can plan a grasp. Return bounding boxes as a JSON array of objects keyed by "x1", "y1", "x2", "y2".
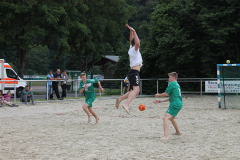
[
  {"x1": 160, "y1": 137, "x2": 169, "y2": 141},
  {"x1": 115, "y1": 98, "x2": 121, "y2": 109},
  {"x1": 96, "y1": 117, "x2": 99, "y2": 124},
  {"x1": 122, "y1": 104, "x2": 130, "y2": 115},
  {"x1": 88, "y1": 116, "x2": 91, "y2": 123},
  {"x1": 172, "y1": 132, "x2": 181, "y2": 135}
]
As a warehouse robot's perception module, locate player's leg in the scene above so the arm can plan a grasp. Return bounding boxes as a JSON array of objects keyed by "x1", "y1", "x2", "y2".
[
  {"x1": 82, "y1": 103, "x2": 91, "y2": 123},
  {"x1": 170, "y1": 117, "x2": 181, "y2": 135},
  {"x1": 115, "y1": 90, "x2": 132, "y2": 109},
  {"x1": 87, "y1": 98, "x2": 99, "y2": 123},
  {"x1": 88, "y1": 107, "x2": 99, "y2": 124},
  {"x1": 161, "y1": 113, "x2": 174, "y2": 140},
  {"x1": 122, "y1": 71, "x2": 140, "y2": 114},
  {"x1": 122, "y1": 86, "x2": 140, "y2": 115}
]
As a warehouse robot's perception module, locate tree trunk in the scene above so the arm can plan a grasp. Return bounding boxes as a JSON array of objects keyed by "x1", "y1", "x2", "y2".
[
  {"x1": 16, "y1": 47, "x2": 27, "y2": 78},
  {"x1": 91, "y1": 52, "x2": 96, "y2": 69},
  {"x1": 73, "y1": 43, "x2": 82, "y2": 71}
]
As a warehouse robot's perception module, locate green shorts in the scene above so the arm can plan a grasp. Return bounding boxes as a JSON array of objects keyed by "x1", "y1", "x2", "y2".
[
  {"x1": 85, "y1": 97, "x2": 95, "y2": 108},
  {"x1": 166, "y1": 104, "x2": 182, "y2": 117}
]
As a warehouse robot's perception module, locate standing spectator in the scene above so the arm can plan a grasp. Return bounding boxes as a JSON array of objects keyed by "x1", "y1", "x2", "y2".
[
  {"x1": 20, "y1": 85, "x2": 35, "y2": 105},
  {"x1": 61, "y1": 70, "x2": 69, "y2": 99},
  {"x1": 46, "y1": 70, "x2": 54, "y2": 100},
  {"x1": 51, "y1": 69, "x2": 63, "y2": 100}
]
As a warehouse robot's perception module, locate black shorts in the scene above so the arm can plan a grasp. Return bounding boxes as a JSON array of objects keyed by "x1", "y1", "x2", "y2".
[
  {"x1": 127, "y1": 69, "x2": 140, "y2": 88},
  {"x1": 124, "y1": 83, "x2": 129, "y2": 87}
]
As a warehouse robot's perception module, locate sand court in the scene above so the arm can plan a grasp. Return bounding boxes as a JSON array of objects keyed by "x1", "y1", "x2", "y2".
[{"x1": 0, "y1": 96, "x2": 240, "y2": 159}]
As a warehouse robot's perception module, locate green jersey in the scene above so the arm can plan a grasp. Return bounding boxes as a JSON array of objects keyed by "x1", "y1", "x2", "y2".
[
  {"x1": 79, "y1": 79, "x2": 99, "y2": 99},
  {"x1": 165, "y1": 81, "x2": 182, "y2": 105}
]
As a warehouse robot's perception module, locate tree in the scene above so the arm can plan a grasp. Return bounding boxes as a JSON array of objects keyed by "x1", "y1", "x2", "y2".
[
  {"x1": 114, "y1": 43, "x2": 130, "y2": 79},
  {"x1": 0, "y1": 0, "x2": 71, "y2": 78},
  {"x1": 67, "y1": 0, "x2": 135, "y2": 72},
  {"x1": 141, "y1": 0, "x2": 240, "y2": 80},
  {"x1": 24, "y1": 45, "x2": 48, "y2": 75}
]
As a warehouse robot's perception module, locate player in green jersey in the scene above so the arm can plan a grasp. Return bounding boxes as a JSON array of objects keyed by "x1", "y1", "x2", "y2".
[
  {"x1": 153, "y1": 72, "x2": 183, "y2": 140},
  {"x1": 79, "y1": 73, "x2": 104, "y2": 123}
]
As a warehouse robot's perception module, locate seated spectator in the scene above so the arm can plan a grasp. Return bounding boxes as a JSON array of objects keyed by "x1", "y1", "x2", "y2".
[
  {"x1": 20, "y1": 85, "x2": 35, "y2": 105},
  {"x1": 0, "y1": 90, "x2": 4, "y2": 107},
  {"x1": 4, "y1": 90, "x2": 18, "y2": 107},
  {"x1": 61, "y1": 70, "x2": 69, "y2": 99}
]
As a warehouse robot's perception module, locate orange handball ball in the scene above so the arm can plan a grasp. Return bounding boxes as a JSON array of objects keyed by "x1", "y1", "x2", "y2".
[{"x1": 139, "y1": 104, "x2": 146, "y2": 111}]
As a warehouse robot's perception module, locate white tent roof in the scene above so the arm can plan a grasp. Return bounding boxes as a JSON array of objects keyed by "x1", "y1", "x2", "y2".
[{"x1": 104, "y1": 55, "x2": 119, "y2": 62}]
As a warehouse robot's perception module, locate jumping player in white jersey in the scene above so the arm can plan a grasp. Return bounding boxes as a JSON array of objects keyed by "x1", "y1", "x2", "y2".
[{"x1": 115, "y1": 24, "x2": 143, "y2": 115}]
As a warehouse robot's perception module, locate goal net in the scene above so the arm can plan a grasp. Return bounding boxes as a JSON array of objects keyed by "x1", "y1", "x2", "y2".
[{"x1": 217, "y1": 64, "x2": 240, "y2": 109}]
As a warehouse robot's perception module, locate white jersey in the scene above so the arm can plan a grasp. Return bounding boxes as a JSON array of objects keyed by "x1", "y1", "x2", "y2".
[{"x1": 128, "y1": 45, "x2": 143, "y2": 68}]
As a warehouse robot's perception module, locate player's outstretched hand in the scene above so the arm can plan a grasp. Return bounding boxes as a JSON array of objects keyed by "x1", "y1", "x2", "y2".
[
  {"x1": 152, "y1": 99, "x2": 159, "y2": 104},
  {"x1": 100, "y1": 88, "x2": 105, "y2": 93},
  {"x1": 155, "y1": 93, "x2": 160, "y2": 97},
  {"x1": 125, "y1": 24, "x2": 135, "y2": 32}
]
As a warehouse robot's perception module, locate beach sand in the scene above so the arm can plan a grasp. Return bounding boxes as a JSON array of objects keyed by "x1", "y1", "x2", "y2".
[{"x1": 0, "y1": 95, "x2": 240, "y2": 159}]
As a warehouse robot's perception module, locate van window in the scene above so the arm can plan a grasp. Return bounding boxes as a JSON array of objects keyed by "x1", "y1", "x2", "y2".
[{"x1": 6, "y1": 69, "x2": 17, "y2": 79}]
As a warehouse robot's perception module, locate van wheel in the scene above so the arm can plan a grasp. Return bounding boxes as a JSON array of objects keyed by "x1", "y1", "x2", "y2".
[{"x1": 16, "y1": 88, "x2": 23, "y2": 98}]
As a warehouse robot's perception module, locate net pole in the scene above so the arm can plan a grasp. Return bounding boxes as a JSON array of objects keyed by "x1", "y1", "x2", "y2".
[
  {"x1": 75, "y1": 80, "x2": 77, "y2": 99},
  {"x1": 217, "y1": 66, "x2": 221, "y2": 108},
  {"x1": 223, "y1": 66, "x2": 226, "y2": 109}
]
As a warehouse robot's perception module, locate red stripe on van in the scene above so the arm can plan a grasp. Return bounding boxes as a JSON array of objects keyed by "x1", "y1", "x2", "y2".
[
  {"x1": 0, "y1": 78, "x2": 18, "y2": 84},
  {"x1": 4, "y1": 65, "x2": 12, "y2": 68}
]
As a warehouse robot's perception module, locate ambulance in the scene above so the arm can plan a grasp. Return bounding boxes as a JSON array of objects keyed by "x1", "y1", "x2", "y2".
[{"x1": 0, "y1": 59, "x2": 27, "y2": 97}]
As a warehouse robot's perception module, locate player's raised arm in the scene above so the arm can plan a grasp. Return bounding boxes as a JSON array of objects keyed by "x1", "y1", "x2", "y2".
[
  {"x1": 126, "y1": 24, "x2": 135, "y2": 45},
  {"x1": 133, "y1": 30, "x2": 140, "y2": 51}
]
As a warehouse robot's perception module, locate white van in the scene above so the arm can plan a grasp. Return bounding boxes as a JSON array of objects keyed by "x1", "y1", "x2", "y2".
[{"x1": 0, "y1": 59, "x2": 27, "y2": 97}]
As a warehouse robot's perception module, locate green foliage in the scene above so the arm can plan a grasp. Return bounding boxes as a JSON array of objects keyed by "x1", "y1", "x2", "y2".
[
  {"x1": 92, "y1": 66, "x2": 102, "y2": 75},
  {"x1": 114, "y1": 43, "x2": 130, "y2": 79},
  {"x1": 141, "y1": 0, "x2": 240, "y2": 80},
  {"x1": 0, "y1": 0, "x2": 135, "y2": 77},
  {"x1": 0, "y1": 0, "x2": 71, "y2": 77},
  {"x1": 67, "y1": 0, "x2": 135, "y2": 71},
  {"x1": 24, "y1": 45, "x2": 48, "y2": 75}
]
